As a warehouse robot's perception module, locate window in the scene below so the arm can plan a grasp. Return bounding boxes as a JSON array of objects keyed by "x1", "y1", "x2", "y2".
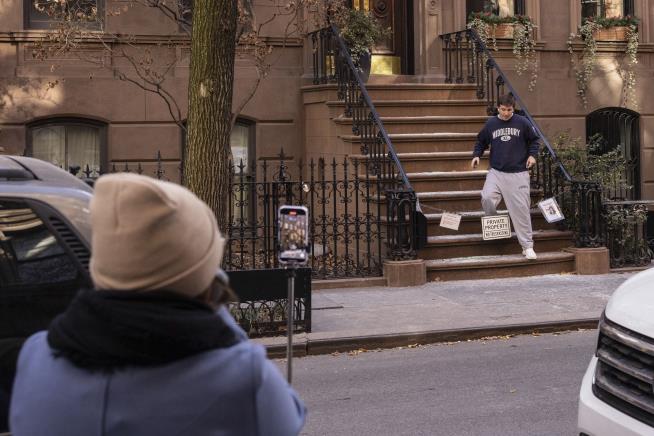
[
  {"x1": 467, "y1": 0, "x2": 525, "y2": 18},
  {"x1": 230, "y1": 119, "x2": 255, "y2": 168},
  {"x1": 27, "y1": 119, "x2": 106, "y2": 179},
  {"x1": 179, "y1": 0, "x2": 192, "y2": 29},
  {"x1": 25, "y1": 0, "x2": 103, "y2": 30},
  {"x1": 229, "y1": 120, "x2": 255, "y2": 227},
  {"x1": 581, "y1": 0, "x2": 634, "y2": 20},
  {"x1": 0, "y1": 199, "x2": 83, "y2": 338}
]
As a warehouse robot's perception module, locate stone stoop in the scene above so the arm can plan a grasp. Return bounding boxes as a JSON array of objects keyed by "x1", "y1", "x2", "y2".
[{"x1": 303, "y1": 81, "x2": 575, "y2": 282}]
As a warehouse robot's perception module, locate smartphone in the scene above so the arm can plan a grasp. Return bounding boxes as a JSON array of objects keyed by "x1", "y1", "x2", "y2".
[{"x1": 278, "y1": 205, "x2": 309, "y2": 265}]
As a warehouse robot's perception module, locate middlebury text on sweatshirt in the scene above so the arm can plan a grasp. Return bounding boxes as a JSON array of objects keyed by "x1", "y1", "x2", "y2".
[{"x1": 472, "y1": 114, "x2": 540, "y2": 173}]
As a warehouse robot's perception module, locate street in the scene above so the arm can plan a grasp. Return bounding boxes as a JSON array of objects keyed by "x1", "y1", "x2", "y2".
[{"x1": 278, "y1": 330, "x2": 598, "y2": 436}]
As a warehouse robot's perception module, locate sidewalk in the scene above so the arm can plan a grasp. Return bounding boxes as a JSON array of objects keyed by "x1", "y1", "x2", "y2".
[{"x1": 253, "y1": 272, "x2": 637, "y2": 357}]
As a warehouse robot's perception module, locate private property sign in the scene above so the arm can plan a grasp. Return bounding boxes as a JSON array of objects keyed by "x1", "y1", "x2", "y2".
[{"x1": 481, "y1": 215, "x2": 512, "y2": 240}]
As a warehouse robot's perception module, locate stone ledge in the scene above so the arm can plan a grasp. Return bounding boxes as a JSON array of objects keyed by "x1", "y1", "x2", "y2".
[
  {"x1": 565, "y1": 247, "x2": 610, "y2": 275},
  {"x1": 384, "y1": 259, "x2": 426, "y2": 287}
]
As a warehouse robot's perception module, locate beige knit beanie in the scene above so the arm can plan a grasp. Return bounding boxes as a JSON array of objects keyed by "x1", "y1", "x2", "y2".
[{"x1": 89, "y1": 173, "x2": 225, "y2": 297}]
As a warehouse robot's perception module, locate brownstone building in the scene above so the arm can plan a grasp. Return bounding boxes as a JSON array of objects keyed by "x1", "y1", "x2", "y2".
[{"x1": 1, "y1": 0, "x2": 651, "y2": 280}]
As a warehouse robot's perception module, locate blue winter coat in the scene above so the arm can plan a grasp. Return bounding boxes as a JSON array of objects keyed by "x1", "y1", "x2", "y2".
[{"x1": 9, "y1": 307, "x2": 306, "y2": 436}]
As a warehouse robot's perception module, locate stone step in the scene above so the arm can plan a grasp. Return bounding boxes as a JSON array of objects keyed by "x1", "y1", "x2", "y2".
[
  {"x1": 341, "y1": 133, "x2": 477, "y2": 153},
  {"x1": 365, "y1": 170, "x2": 487, "y2": 193},
  {"x1": 335, "y1": 115, "x2": 486, "y2": 135},
  {"x1": 327, "y1": 99, "x2": 489, "y2": 117},
  {"x1": 417, "y1": 188, "x2": 541, "y2": 212},
  {"x1": 357, "y1": 83, "x2": 479, "y2": 100},
  {"x1": 419, "y1": 229, "x2": 573, "y2": 259},
  {"x1": 425, "y1": 251, "x2": 576, "y2": 281},
  {"x1": 422, "y1": 209, "x2": 552, "y2": 236},
  {"x1": 348, "y1": 152, "x2": 485, "y2": 173},
  {"x1": 397, "y1": 152, "x2": 487, "y2": 172},
  {"x1": 407, "y1": 170, "x2": 487, "y2": 192}
]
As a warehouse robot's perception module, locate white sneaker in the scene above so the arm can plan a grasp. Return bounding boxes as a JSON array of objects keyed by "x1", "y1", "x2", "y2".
[{"x1": 522, "y1": 248, "x2": 537, "y2": 260}]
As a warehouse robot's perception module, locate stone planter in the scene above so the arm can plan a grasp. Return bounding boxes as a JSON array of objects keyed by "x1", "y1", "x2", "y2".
[
  {"x1": 593, "y1": 26, "x2": 629, "y2": 41},
  {"x1": 493, "y1": 23, "x2": 515, "y2": 39}
]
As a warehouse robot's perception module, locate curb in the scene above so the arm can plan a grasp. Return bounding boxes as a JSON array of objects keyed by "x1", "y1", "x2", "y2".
[{"x1": 265, "y1": 318, "x2": 600, "y2": 359}]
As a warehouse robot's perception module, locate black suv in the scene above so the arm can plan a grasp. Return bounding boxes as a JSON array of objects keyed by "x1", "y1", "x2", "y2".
[{"x1": 0, "y1": 156, "x2": 93, "y2": 433}]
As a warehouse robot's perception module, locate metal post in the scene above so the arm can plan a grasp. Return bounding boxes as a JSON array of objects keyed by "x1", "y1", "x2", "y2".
[{"x1": 286, "y1": 266, "x2": 296, "y2": 384}]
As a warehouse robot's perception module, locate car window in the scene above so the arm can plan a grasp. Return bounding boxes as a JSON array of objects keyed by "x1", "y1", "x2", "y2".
[{"x1": 0, "y1": 199, "x2": 82, "y2": 338}]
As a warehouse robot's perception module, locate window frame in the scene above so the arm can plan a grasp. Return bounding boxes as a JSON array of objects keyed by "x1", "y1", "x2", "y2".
[
  {"x1": 24, "y1": 0, "x2": 105, "y2": 30},
  {"x1": 466, "y1": 0, "x2": 526, "y2": 20},
  {"x1": 229, "y1": 118, "x2": 257, "y2": 236},
  {"x1": 580, "y1": 0, "x2": 634, "y2": 20},
  {"x1": 0, "y1": 196, "x2": 91, "y2": 339},
  {"x1": 26, "y1": 117, "x2": 108, "y2": 177}
]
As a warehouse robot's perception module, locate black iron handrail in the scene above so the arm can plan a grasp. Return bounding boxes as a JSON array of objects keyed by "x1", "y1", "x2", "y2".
[
  {"x1": 309, "y1": 25, "x2": 426, "y2": 259},
  {"x1": 327, "y1": 24, "x2": 412, "y2": 189}
]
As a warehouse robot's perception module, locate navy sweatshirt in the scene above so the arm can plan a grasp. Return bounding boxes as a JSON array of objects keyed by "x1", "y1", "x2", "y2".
[{"x1": 472, "y1": 114, "x2": 540, "y2": 173}]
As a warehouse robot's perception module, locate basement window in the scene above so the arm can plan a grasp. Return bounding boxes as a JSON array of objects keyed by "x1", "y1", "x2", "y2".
[{"x1": 25, "y1": 0, "x2": 104, "y2": 30}]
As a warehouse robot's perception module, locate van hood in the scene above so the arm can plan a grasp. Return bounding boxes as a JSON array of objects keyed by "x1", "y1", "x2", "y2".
[{"x1": 605, "y1": 269, "x2": 654, "y2": 337}]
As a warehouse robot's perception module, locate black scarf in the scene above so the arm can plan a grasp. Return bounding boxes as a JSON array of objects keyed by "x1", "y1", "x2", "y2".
[{"x1": 47, "y1": 290, "x2": 238, "y2": 370}]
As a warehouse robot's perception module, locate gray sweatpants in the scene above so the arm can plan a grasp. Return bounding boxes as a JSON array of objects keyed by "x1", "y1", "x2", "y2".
[{"x1": 481, "y1": 168, "x2": 533, "y2": 249}]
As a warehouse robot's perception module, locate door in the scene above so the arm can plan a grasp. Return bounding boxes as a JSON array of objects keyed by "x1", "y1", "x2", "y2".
[{"x1": 351, "y1": 0, "x2": 414, "y2": 75}]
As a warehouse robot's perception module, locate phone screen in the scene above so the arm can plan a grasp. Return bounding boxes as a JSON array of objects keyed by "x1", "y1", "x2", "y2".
[{"x1": 278, "y1": 206, "x2": 309, "y2": 264}]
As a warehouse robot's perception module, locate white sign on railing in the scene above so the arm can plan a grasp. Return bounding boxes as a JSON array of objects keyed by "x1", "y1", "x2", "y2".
[
  {"x1": 538, "y1": 197, "x2": 565, "y2": 223},
  {"x1": 439, "y1": 212, "x2": 462, "y2": 231},
  {"x1": 481, "y1": 215, "x2": 512, "y2": 240}
]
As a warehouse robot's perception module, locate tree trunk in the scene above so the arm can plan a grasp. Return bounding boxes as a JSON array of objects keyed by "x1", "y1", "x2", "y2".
[{"x1": 184, "y1": 0, "x2": 237, "y2": 232}]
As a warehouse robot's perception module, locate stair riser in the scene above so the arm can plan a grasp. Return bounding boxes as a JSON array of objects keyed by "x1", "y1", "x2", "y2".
[
  {"x1": 391, "y1": 140, "x2": 476, "y2": 153},
  {"x1": 339, "y1": 121, "x2": 484, "y2": 135},
  {"x1": 364, "y1": 89, "x2": 479, "y2": 100},
  {"x1": 420, "y1": 238, "x2": 572, "y2": 260},
  {"x1": 359, "y1": 177, "x2": 486, "y2": 194},
  {"x1": 370, "y1": 105, "x2": 488, "y2": 117},
  {"x1": 427, "y1": 259, "x2": 575, "y2": 281},
  {"x1": 419, "y1": 196, "x2": 483, "y2": 213},
  {"x1": 410, "y1": 178, "x2": 485, "y2": 192},
  {"x1": 427, "y1": 216, "x2": 552, "y2": 236},
  {"x1": 418, "y1": 194, "x2": 543, "y2": 213},
  {"x1": 402, "y1": 158, "x2": 487, "y2": 173}
]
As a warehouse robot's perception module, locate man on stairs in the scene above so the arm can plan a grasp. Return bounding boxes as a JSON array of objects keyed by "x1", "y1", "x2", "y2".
[{"x1": 470, "y1": 93, "x2": 540, "y2": 260}]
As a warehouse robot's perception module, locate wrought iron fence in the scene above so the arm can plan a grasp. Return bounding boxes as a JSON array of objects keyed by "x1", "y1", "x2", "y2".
[
  {"x1": 604, "y1": 201, "x2": 652, "y2": 268},
  {"x1": 225, "y1": 150, "x2": 384, "y2": 280},
  {"x1": 68, "y1": 151, "x2": 175, "y2": 182},
  {"x1": 309, "y1": 25, "x2": 426, "y2": 259},
  {"x1": 69, "y1": 150, "x2": 389, "y2": 279},
  {"x1": 227, "y1": 268, "x2": 311, "y2": 336}
]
